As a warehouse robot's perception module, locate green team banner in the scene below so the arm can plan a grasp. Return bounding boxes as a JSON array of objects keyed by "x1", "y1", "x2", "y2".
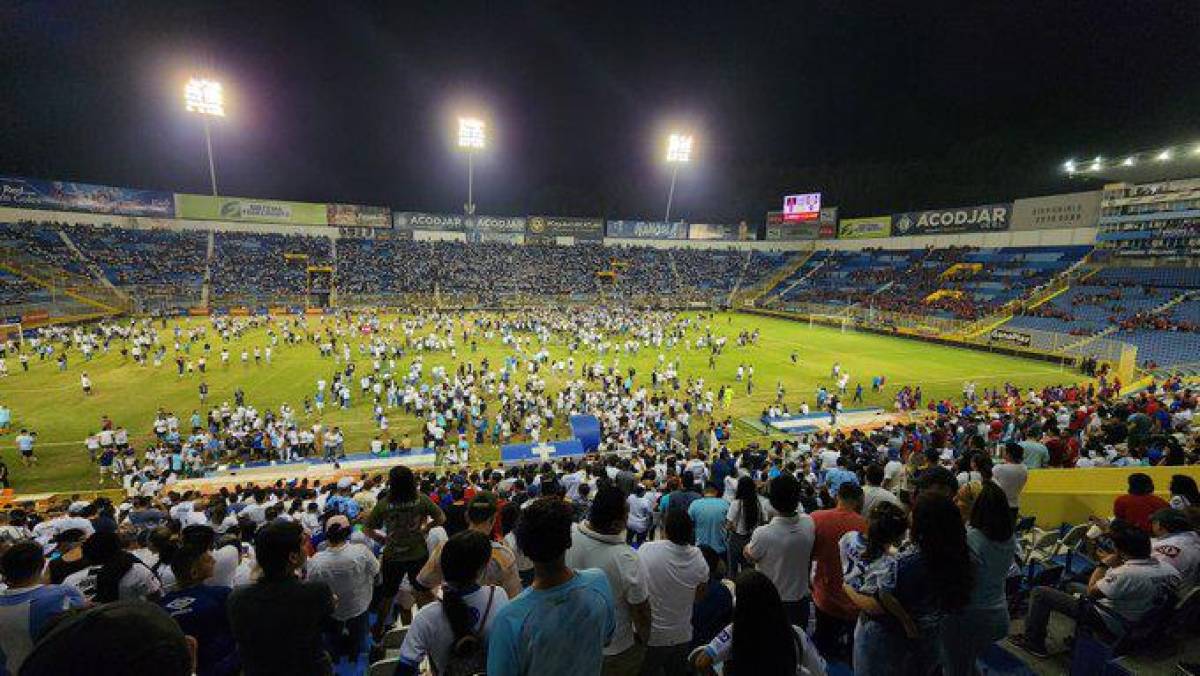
[
  {"x1": 838, "y1": 215, "x2": 892, "y2": 239},
  {"x1": 174, "y1": 194, "x2": 329, "y2": 226}
]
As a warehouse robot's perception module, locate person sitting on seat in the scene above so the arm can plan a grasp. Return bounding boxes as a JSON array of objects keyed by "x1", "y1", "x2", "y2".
[{"x1": 1012, "y1": 520, "x2": 1181, "y2": 657}]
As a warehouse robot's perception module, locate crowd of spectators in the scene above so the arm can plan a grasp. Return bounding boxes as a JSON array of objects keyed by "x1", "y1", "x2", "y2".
[
  {"x1": 211, "y1": 232, "x2": 333, "y2": 300},
  {"x1": 0, "y1": 368, "x2": 1194, "y2": 675}
]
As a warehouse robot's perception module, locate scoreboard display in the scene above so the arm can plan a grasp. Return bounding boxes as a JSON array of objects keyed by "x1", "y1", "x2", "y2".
[{"x1": 782, "y1": 193, "x2": 821, "y2": 222}]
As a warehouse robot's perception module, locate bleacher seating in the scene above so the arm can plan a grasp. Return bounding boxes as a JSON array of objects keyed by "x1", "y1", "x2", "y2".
[{"x1": 770, "y1": 245, "x2": 1090, "y2": 320}]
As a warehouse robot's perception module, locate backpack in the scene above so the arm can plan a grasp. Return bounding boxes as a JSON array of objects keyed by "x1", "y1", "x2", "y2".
[{"x1": 442, "y1": 586, "x2": 496, "y2": 676}]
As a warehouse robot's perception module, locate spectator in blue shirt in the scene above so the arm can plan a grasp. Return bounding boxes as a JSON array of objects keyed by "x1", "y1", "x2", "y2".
[
  {"x1": 158, "y1": 544, "x2": 240, "y2": 676},
  {"x1": 688, "y1": 484, "x2": 731, "y2": 555},
  {"x1": 824, "y1": 456, "x2": 859, "y2": 496},
  {"x1": 487, "y1": 497, "x2": 615, "y2": 676},
  {"x1": 0, "y1": 541, "x2": 86, "y2": 675}
]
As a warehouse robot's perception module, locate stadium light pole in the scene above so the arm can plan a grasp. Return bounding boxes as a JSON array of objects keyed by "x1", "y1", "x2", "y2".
[
  {"x1": 184, "y1": 77, "x2": 225, "y2": 196},
  {"x1": 664, "y1": 133, "x2": 693, "y2": 223},
  {"x1": 458, "y1": 117, "x2": 486, "y2": 215}
]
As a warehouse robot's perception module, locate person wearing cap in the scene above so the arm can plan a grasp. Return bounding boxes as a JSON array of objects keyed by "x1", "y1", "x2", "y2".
[
  {"x1": 46, "y1": 528, "x2": 90, "y2": 584},
  {"x1": 305, "y1": 514, "x2": 380, "y2": 664},
  {"x1": 0, "y1": 541, "x2": 86, "y2": 675},
  {"x1": 20, "y1": 600, "x2": 196, "y2": 676},
  {"x1": 1150, "y1": 508, "x2": 1200, "y2": 593},
  {"x1": 158, "y1": 543, "x2": 240, "y2": 676},
  {"x1": 418, "y1": 492, "x2": 522, "y2": 599}
]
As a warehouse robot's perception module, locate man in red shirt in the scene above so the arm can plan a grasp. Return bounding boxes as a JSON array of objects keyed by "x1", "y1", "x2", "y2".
[
  {"x1": 810, "y1": 482, "x2": 867, "y2": 663},
  {"x1": 1113, "y1": 473, "x2": 1170, "y2": 533}
]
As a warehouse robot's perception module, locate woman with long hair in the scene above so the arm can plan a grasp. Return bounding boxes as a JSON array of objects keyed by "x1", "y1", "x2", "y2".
[
  {"x1": 365, "y1": 465, "x2": 446, "y2": 639},
  {"x1": 396, "y1": 530, "x2": 510, "y2": 675},
  {"x1": 942, "y1": 482, "x2": 1018, "y2": 675},
  {"x1": 725, "y1": 476, "x2": 765, "y2": 575},
  {"x1": 690, "y1": 569, "x2": 826, "y2": 675},
  {"x1": 845, "y1": 493, "x2": 972, "y2": 675}
]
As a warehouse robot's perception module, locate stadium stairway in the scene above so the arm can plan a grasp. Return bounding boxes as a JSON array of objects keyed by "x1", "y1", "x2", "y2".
[
  {"x1": 56, "y1": 229, "x2": 133, "y2": 306},
  {"x1": 667, "y1": 249, "x2": 683, "y2": 292},
  {"x1": 1058, "y1": 288, "x2": 1195, "y2": 354},
  {"x1": 724, "y1": 249, "x2": 754, "y2": 306},
  {"x1": 732, "y1": 249, "x2": 813, "y2": 306},
  {"x1": 201, "y1": 230, "x2": 215, "y2": 308},
  {"x1": 756, "y1": 251, "x2": 823, "y2": 307},
  {"x1": 0, "y1": 253, "x2": 126, "y2": 316},
  {"x1": 955, "y1": 254, "x2": 1096, "y2": 340}
]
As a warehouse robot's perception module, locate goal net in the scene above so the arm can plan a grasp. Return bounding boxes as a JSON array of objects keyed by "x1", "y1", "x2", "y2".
[
  {"x1": 808, "y1": 314, "x2": 851, "y2": 333},
  {"x1": 0, "y1": 323, "x2": 22, "y2": 346}
]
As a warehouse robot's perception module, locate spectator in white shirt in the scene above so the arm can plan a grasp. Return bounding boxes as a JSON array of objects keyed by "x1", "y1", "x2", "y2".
[
  {"x1": 306, "y1": 515, "x2": 380, "y2": 663},
  {"x1": 861, "y1": 464, "x2": 904, "y2": 518},
  {"x1": 991, "y1": 443, "x2": 1029, "y2": 521},
  {"x1": 565, "y1": 486, "x2": 652, "y2": 675},
  {"x1": 1149, "y1": 509, "x2": 1200, "y2": 594},
  {"x1": 744, "y1": 473, "x2": 816, "y2": 628},
  {"x1": 64, "y1": 531, "x2": 162, "y2": 603},
  {"x1": 398, "y1": 530, "x2": 509, "y2": 675},
  {"x1": 639, "y1": 509, "x2": 709, "y2": 675}
]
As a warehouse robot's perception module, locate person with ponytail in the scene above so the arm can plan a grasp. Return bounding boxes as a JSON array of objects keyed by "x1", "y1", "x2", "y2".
[
  {"x1": 63, "y1": 531, "x2": 162, "y2": 603},
  {"x1": 690, "y1": 570, "x2": 827, "y2": 676},
  {"x1": 397, "y1": 530, "x2": 509, "y2": 675}
]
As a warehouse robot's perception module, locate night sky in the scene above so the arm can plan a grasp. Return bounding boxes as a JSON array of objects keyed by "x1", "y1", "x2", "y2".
[{"x1": 2, "y1": 1, "x2": 1198, "y2": 222}]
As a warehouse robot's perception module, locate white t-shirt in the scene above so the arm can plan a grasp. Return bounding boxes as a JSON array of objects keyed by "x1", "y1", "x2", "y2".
[
  {"x1": 306, "y1": 542, "x2": 381, "y2": 620},
  {"x1": 726, "y1": 496, "x2": 770, "y2": 536},
  {"x1": 882, "y1": 460, "x2": 904, "y2": 485},
  {"x1": 626, "y1": 495, "x2": 654, "y2": 533},
  {"x1": 703, "y1": 623, "x2": 826, "y2": 676},
  {"x1": 398, "y1": 585, "x2": 509, "y2": 673},
  {"x1": 564, "y1": 523, "x2": 650, "y2": 655},
  {"x1": 745, "y1": 514, "x2": 816, "y2": 602},
  {"x1": 64, "y1": 561, "x2": 162, "y2": 602},
  {"x1": 1151, "y1": 531, "x2": 1200, "y2": 593},
  {"x1": 1095, "y1": 558, "x2": 1181, "y2": 631},
  {"x1": 207, "y1": 545, "x2": 240, "y2": 588},
  {"x1": 861, "y1": 486, "x2": 903, "y2": 518},
  {"x1": 638, "y1": 540, "x2": 709, "y2": 646},
  {"x1": 991, "y1": 463, "x2": 1028, "y2": 508}
]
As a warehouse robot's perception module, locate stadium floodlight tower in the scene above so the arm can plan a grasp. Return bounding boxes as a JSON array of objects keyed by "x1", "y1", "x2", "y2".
[
  {"x1": 664, "y1": 133, "x2": 693, "y2": 223},
  {"x1": 183, "y1": 77, "x2": 225, "y2": 196},
  {"x1": 458, "y1": 117, "x2": 486, "y2": 215}
]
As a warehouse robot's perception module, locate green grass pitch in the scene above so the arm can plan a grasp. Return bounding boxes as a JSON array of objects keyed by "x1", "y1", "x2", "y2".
[{"x1": 0, "y1": 311, "x2": 1077, "y2": 493}]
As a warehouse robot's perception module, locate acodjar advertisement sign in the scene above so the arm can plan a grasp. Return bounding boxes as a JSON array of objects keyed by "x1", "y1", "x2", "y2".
[{"x1": 891, "y1": 203, "x2": 1011, "y2": 236}]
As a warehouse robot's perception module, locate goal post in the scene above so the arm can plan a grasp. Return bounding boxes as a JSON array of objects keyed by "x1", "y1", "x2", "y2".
[{"x1": 808, "y1": 313, "x2": 850, "y2": 333}]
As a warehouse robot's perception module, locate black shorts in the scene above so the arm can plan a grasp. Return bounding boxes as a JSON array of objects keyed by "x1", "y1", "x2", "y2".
[{"x1": 379, "y1": 556, "x2": 429, "y2": 596}]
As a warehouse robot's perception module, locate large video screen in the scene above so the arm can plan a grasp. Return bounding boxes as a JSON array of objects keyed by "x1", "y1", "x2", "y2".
[{"x1": 782, "y1": 193, "x2": 821, "y2": 222}]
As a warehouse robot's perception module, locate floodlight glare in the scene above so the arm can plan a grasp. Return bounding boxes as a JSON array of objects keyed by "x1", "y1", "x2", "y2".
[
  {"x1": 1090, "y1": 158, "x2": 1102, "y2": 172},
  {"x1": 1122, "y1": 157, "x2": 1135, "y2": 167},
  {"x1": 1158, "y1": 149, "x2": 1172, "y2": 161},
  {"x1": 666, "y1": 133, "x2": 693, "y2": 163},
  {"x1": 458, "y1": 117, "x2": 486, "y2": 150},
  {"x1": 1193, "y1": 144, "x2": 1200, "y2": 155},
  {"x1": 184, "y1": 78, "x2": 225, "y2": 117},
  {"x1": 1063, "y1": 159, "x2": 1076, "y2": 173}
]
